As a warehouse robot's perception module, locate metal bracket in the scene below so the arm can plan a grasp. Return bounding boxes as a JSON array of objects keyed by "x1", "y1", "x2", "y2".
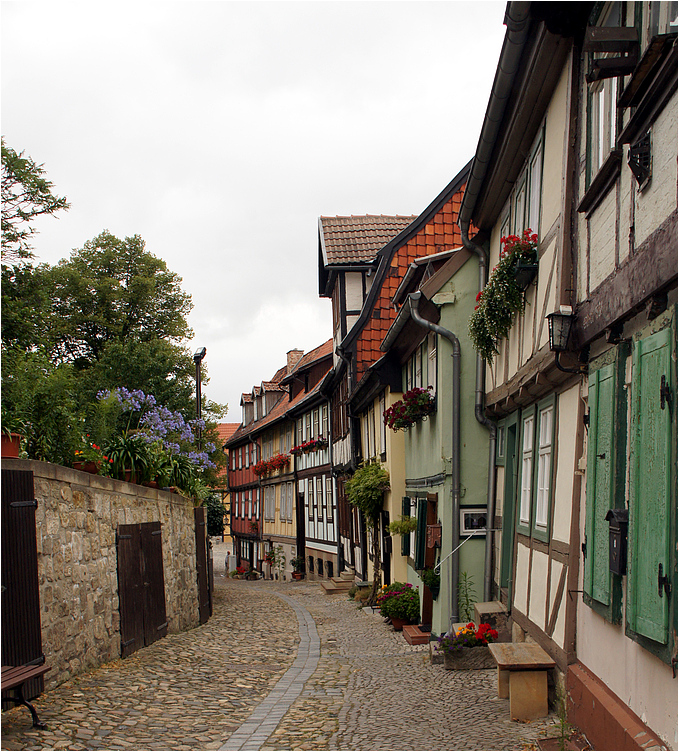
[
  {"x1": 661, "y1": 375, "x2": 672, "y2": 410},
  {"x1": 658, "y1": 563, "x2": 671, "y2": 598}
]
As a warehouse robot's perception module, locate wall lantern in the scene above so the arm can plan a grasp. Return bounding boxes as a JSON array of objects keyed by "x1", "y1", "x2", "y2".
[{"x1": 546, "y1": 307, "x2": 587, "y2": 374}]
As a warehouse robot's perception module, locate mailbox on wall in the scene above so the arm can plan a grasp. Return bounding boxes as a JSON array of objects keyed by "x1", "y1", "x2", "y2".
[{"x1": 604, "y1": 508, "x2": 629, "y2": 575}]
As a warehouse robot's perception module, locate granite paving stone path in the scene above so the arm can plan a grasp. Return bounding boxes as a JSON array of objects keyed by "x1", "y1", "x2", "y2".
[{"x1": 2, "y1": 546, "x2": 558, "y2": 751}]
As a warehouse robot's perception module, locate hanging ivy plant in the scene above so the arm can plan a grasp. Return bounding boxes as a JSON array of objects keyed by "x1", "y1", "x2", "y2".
[{"x1": 469, "y1": 229, "x2": 538, "y2": 362}]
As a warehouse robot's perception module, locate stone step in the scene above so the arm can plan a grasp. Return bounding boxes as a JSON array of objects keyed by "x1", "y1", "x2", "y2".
[
  {"x1": 320, "y1": 578, "x2": 354, "y2": 595},
  {"x1": 403, "y1": 624, "x2": 430, "y2": 645},
  {"x1": 474, "y1": 601, "x2": 511, "y2": 642}
]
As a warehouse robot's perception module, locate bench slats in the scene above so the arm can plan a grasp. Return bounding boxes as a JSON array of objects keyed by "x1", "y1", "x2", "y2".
[{"x1": 2, "y1": 664, "x2": 50, "y2": 691}]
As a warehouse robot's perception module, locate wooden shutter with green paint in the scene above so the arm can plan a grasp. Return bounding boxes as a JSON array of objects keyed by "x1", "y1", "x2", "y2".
[
  {"x1": 627, "y1": 328, "x2": 673, "y2": 644},
  {"x1": 401, "y1": 497, "x2": 410, "y2": 557},
  {"x1": 583, "y1": 353, "x2": 626, "y2": 623},
  {"x1": 414, "y1": 498, "x2": 427, "y2": 570}
]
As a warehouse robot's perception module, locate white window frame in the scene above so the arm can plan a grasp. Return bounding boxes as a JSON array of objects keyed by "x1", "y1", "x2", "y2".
[
  {"x1": 519, "y1": 414, "x2": 534, "y2": 527},
  {"x1": 535, "y1": 405, "x2": 553, "y2": 530}
]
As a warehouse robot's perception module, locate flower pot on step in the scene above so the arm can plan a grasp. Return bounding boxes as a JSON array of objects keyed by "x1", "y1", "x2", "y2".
[{"x1": 390, "y1": 617, "x2": 409, "y2": 631}]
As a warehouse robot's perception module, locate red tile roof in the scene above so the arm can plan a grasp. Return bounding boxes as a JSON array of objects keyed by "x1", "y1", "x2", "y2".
[{"x1": 319, "y1": 215, "x2": 417, "y2": 265}]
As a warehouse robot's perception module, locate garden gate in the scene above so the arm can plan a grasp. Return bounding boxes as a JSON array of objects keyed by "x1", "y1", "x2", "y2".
[
  {"x1": 1, "y1": 469, "x2": 45, "y2": 702},
  {"x1": 116, "y1": 522, "x2": 168, "y2": 658},
  {"x1": 194, "y1": 507, "x2": 210, "y2": 624}
]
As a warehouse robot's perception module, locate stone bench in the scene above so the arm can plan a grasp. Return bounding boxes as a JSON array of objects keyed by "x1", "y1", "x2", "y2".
[
  {"x1": 488, "y1": 642, "x2": 555, "y2": 721},
  {"x1": 2, "y1": 663, "x2": 51, "y2": 729}
]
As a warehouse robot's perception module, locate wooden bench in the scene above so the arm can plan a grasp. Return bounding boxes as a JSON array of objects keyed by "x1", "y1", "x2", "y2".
[
  {"x1": 2, "y1": 664, "x2": 51, "y2": 729},
  {"x1": 488, "y1": 642, "x2": 555, "y2": 721}
]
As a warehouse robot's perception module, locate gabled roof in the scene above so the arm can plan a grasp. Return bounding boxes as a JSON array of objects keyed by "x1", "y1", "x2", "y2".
[
  {"x1": 319, "y1": 215, "x2": 417, "y2": 266},
  {"x1": 224, "y1": 340, "x2": 333, "y2": 447}
]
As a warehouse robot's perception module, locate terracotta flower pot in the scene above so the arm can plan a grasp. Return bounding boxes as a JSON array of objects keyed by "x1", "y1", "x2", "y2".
[
  {"x1": 292, "y1": 572, "x2": 304, "y2": 580},
  {"x1": 390, "y1": 617, "x2": 409, "y2": 631},
  {"x1": 1, "y1": 433, "x2": 22, "y2": 458},
  {"x1": 73, "y1": 461, "x2": 99, "y2": 474}
]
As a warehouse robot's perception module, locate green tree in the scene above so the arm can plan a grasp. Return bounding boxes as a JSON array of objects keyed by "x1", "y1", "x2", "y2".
[
  {"x1": 1, "y1": 140, "x2": 69, "y2": 265},
  {"x1": 205, "y1": 493, "x2": 227, "y2": 537},
  {"x1": 44, "y1": 231, "x2": 193, "y2": 366},
  {"x1": 345, "y1": 462, "x2": 390, "y2": 605}
]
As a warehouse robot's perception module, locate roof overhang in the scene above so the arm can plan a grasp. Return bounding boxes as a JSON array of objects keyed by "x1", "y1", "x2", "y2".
[{"x1": 380, "y1": 292, "x2": 440, "y2": 363}]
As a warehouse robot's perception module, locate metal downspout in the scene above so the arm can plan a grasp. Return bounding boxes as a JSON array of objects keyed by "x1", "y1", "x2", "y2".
[
  {"x1": 408, "y1": 295, "x2": 461, "y2": 626},
  {"x1": 457, "y1": 2, "x2": 531, "y2": 604}
]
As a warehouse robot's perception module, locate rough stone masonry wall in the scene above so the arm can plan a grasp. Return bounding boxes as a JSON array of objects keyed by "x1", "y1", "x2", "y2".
[{"x1": 4, "y1": 459, "x2": 200, "y2": 690}]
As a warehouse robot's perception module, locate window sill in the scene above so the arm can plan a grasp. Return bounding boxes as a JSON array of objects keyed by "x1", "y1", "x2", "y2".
[{"x1": 577, "y1": 150, "x2": 623, "y2": 217}]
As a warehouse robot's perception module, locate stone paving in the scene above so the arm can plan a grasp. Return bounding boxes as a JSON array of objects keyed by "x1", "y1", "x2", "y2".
[{"x1": 2, "y1": 542, "x2": 559, "y2": 751}]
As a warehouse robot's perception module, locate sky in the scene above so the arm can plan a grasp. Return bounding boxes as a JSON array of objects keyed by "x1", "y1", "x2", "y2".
[{"x1": 2, "y1": 1, "x2": 507, "y2": 420}]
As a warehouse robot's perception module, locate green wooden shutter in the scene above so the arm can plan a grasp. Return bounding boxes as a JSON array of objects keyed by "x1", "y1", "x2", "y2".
[
  {"x1": 401, "y1": 497, "x2": 410, "y2": 557},
  {"x1": 584, "y1": 364, "x2": 615, "y2": 606},
  {"x1": 627, "y1": 328, "x2": 673, "y2": 644},
  {"x1": 414, "y1": 498, "x2": 427, "y2": 570}
]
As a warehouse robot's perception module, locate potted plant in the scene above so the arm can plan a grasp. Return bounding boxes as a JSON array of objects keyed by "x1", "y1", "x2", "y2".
[
  {"x1": 290, "y1": 555, "x2": 305, "y2": 580},
  {"x1": 436, "y1": 622, "x2": 499, "y2": 670},
  {"x1": 421, "y1": 567, "x2": 440, "y2": 600},
  {"x1": 469, "y1": 229, "x2": 539, "y2": 362},
  {"x1": 1, "y1": 425, "x2": 24, "y2": 458},
  {"x1": 104, "y1": 432, "x2": 151, "y2": 484},
  {"x1": 383, "y1": 387, "x2": 436, "y2": 431},
  {"x1": 376, "y1": 582, "x2": 420, "y2": 630},
  {"x1": 388, "y1": 516, "x2": 418, "y2": 536}
]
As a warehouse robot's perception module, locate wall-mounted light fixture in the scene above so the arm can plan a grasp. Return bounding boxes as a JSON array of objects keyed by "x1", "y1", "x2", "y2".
[{"x1": 546, "y1": 306, "x2": 588, "y2": 374}]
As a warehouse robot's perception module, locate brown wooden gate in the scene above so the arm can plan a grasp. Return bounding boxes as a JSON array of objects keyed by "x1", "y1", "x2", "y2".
[
  {"x1": 116, "y1": 522, "x2": 168, "y2": 658},
  {"x1": 1, "y1": 469, "x2": 45, "y2": 702},
  {"x1": 194, "y1": 507, "x2": 210, "y2": 624}
]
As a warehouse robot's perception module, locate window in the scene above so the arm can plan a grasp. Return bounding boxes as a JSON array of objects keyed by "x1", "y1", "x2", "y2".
[
  {"x1": 427, "y1": 333, "x2": 437, "y2": 394},
  {"x1": 308, "y1": 480, "x2": 314, "y2": 521},
  {"x1": 316, "y1": 477, "x2": 324, "y2": 522},
  {"x1": 535, "y1": 406, "x2": 553, "y2": 530},
  {"x1": 379, "y1": 392, "x2": 386, "y2": 457},
  {"x1": 517, "y1": 395, "x2": 556, "y2": 540},
  {"x1": 589, "y1": 77, "x2": 618, "y2": 179},
  {"x1": 519, "y1": 414, "x2": 534, "y2": 528},
  {"x1": 264, "y1": 486, "x2": 275, "y2": 521},
  {"x1": 502, "y1": 130, "x2": 544, "y2": 241},
  {"x1": 326, "y1": 478, "x2": 333, "y2": 525},
  {"x1": 322, "y1": 404, "x2": 329, "y2": 438}
]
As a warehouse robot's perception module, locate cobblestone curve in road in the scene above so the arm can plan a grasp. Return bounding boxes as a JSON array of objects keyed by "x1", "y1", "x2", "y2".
[{"x1": 220, "y1": 592, "x2": 321, "y2": 751}]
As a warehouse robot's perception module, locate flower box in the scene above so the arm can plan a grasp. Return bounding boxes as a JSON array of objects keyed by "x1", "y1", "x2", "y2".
[
  {"x1": 513, "y1": 258, "x2": 539, "y2": 291},
  {"x1": 443, "y1": 645, "x2": 495, "y2": 670},
  {"x1": 73, "y1": 461, "x2": 99, "y2": 474}
]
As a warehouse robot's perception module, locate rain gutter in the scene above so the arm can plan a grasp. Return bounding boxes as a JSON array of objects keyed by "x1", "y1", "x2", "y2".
[
  {"x1": 407, "y1": 293, "x2": 461, "y2": 626},
  {"x1": 458, "y1": 2, "x2": 531, "y2": 602}
]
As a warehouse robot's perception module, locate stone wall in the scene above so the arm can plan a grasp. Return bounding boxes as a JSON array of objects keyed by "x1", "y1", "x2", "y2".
[{"x1": 3, "y1": 459, "x2": 200, "y2": 690}]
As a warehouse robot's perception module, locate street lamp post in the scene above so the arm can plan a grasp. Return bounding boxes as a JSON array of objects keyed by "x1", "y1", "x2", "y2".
[{"x1": 194, "y1": 347, "x2": 206, "y2": 450}]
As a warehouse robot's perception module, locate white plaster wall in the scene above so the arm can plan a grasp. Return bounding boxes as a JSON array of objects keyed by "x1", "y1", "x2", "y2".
[
  {"x1": 540, "y1": 60, "x2": 571, "y2": 236},
  {"x1": 552, "y1": 384, "x2": 579, "y2": 544},
  {"x1": 635, "y1": 90, "x2": 678, "y2": 248},
  {"x1": 576, "y1": 594, "x2": 678, "y2": 749},
  {"x1": 514, "y1": 542, "x2": 530, "y2": 615},
  {"x1": 528, "y1": 548, "x2": 549, "y2": 632},
  {"x1": 549, "y1": 560, "x2": 566, "y2": 649},
  {"x1": 345, "y1": 272, "x2": 364, "y2": 311},
  {"x1": 588, "y1": 188, "x2": 617, "y2": 290}
]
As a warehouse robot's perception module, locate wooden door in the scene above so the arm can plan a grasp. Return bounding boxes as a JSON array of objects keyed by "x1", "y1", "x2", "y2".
[
  {"x1": 1, "y1": 469, "x2": 45, "y2": 701},
  {"x1": 194, "y1": 507, "x2": 210, "y2": 625},
  {"x1": 117, "y1": 522, "x2": 168, "y2": 658}
]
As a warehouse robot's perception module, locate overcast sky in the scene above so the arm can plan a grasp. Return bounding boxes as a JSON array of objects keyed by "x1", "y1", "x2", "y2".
[{"x1": 2, "y1": 1, "x2": 506, "y2": 419}]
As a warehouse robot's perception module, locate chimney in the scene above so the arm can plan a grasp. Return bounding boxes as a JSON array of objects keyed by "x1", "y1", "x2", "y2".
[{"x1": 287, "y1": 349, "x2": 304, "y2": 374}]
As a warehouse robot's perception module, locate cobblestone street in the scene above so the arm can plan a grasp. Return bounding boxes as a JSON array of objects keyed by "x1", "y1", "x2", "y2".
[{"x1": 2, "y1": 545, "x2": 558, "y2": 751}]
